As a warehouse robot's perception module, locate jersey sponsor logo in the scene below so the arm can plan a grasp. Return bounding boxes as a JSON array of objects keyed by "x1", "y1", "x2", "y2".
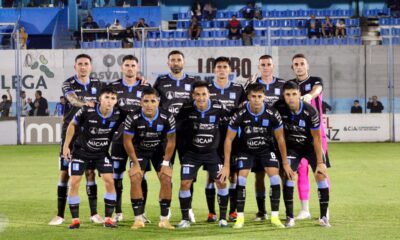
[
  {"x1": 305, "y1": 84, "x2": 311, "y2": 91},
  {"x1": 193, "y1": 134, "x2": 214, "y2": 146},
  {"x1": 163, "y1": 84, "x2": 172, "y2": 88},
  {"x1": 244, "y1": 126, "x2": 268, "y2": 134},
  {"x1": 274, "y1": 88, "x2": 281, "y2": 95},
  {"x1": 185, "y1": 84, "x2": 191, "y2": 91},
  {"x1": 209, "y1": 115, "x2": 216, "y2": 123},
  {"x1": 140, "y1": 140, "x2": 161, "y2": 149},
  {"x1": 262, "y1": 119, "x2": 269, "y2": 127},
  {"x1": 194, "y1": 123, "x2": 215, "y2": 130},
  {"x1": 168, "y1": 103, "x2": 183, "y2": 115},
  {"x1": 299, "y1": 120, "x2": 306, "y2": 127},
  {"x1": 229, "y1": 92, "x2": 236, "y2": 99},
  {"x1": 247, "y1": 137, "x2": 267, "y2": 148},
  {"x1": 156, "y1": 124, "x2": 164, "y2": 132},
  {"x1": 88, "y1": 139, "x2": 109, "y2": 147}
]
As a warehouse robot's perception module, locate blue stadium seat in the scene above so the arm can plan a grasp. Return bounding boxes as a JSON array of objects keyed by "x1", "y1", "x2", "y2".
[
  {"x1": 216, "y1": 11, "x2": 224, "y2": 19},
  {"x1": 321, "y1": 38, "x2": 334, "y2": 45},
  {"x1": 212, "y1": 20, "x2": 223, "y2": 28},
  {"x1": 255, "y1": 29, "x2": 264, "y2": 37},
  {"x1": 271, "y1": 29, "x2": 282, "y2": 37},
  {"x1": 173, "y1": 40, "x2": 183, "y2": 47},
  {"x1": 200, "y1": 31, "x2": 209, "y2": 38},
  {"x1": 161, "y1": 31, "x2": 173, "y2": 38},
  {"x1": 161, "y1": 40, "x2": 172, "y2": 48},
  {"x1": 181, "y1": 31, "x2": 189, "y2": 38},
  {"x1": 94, "y1": 41, "x2": 104, "y2": 48},
  {"x1": 307, "y1": 38, "x2": 321, "y2": 45},
  {"x1": 174, "y1": 31, "x2": 183, "y2": 38},
  {"x1": 281, "y1": 29, "x2": 294, "y2": 37},
  {"x1": 176, "y1": 21, "x2": 184, "y2": 29},
  {"x1": 209, "y1": 30, "x2": 217, "y2": 38},
  {"x1": 253, "y1": 20, "x2": 264, "y2": 28},
  {"x1": 294, "y1": 38, "x2": 307, "y2": 45},
  {"x1": 348, "y1": 37, "x2": 361, "y2": 45},
  {"x1": 225, "y1": 11, "x2": 234, "y2": 18},
  {"x1": 271, "y1": 39, "x2": 280, "y2": 46},
  {"x1": 296, "y1": 9, "x2": 307, "y2": 17},
  {"x1": 279, "y1": 39, "x2": 293, "y2": 46},
  {"x1": 253, "y1": 38, "x2": 260, "y2": 45},
  {"x1": 333, "y1": 37, "x2": 348, "y2": 45},
  {"x1": 381, "y1": 28, "x2": 390, "y2": 36},
  {"x1": 178, "y1": 13, "x2": 188, "y2": 20},
  {"x1": 148, "y1": 31, "x2": 160, "y2": 39},
  {"x1": 80, "y1": 41, "x2": 93, "y2": 49},
  {"x1": 201, "y1": 21, "x2": 211, "y2": 28}
]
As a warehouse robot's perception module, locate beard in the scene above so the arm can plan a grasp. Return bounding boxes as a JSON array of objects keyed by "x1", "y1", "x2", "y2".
[{"x1": 170, "y1": 66, "x2": 183, "y2": 74}]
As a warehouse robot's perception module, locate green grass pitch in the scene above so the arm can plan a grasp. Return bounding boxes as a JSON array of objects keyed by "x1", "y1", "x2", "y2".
[{"x1": 0, "y1": 143, "x2": 399, "y2": 240}]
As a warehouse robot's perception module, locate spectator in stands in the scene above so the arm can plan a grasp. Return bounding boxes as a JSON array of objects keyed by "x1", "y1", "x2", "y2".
[
  {"x1": 367, "y1": 96, "x2": 384, "y2": 113},
  {"x1": 82, "y1": 15, "x2": 99, "y2": 42},
  {"x1": 321, "y1": 16, "x2": 334, "y2": 38},
  {"x1": 3, "y1": 0, "x2": 14, "y2": 7},
  {"x1": 388, "y1": 0, "x2": 400, "y2": 17},
  {"x1": 335, "y1": 18, "x2": 346, "y2": 38},
  {"x1": 306, "y1": 14, "x2": 321, "y2": 38},
  {"x1": 0, "y1": 89, "x2": 12, "y2": 118},
  {"x1": 109, "y1": 19, "x2": 124, "y2": 40},
  {"x1": 19, "y1": 26, "x2": 28, "y2": 50},
  {"x1": 123, "y1": 27, "x2": 135, "y2": 48},
  {"x1": 27, "y1": 0, "x2": 37, "y2": 7},
  {"x1": 241, "y1": 1, "x2": 255, "y2": 20},
  {"x1": 351, "y1": 100, "x2": 363, "y2": 114},
  {"x1": 242, "y1": 23, "x2": 255, "y2": 46},
  {"x1": 322, "y1": 101, "x2": 332, "y2": 114},
  {"x1": 27, "y1": 90, "x2": 48, "y2": 116},
  {"x1": 54, "y1": 96, "x2": 66, "y2": 117},
  {"x1": 203, "y1": 0, "x2": 217, "y2": 21},
  {"x1": 20, "y1": 91, "x2": 29, "y2": 116},
  {"x1": 191, "y1": 0, "x2": 203, "y2": 21},
  {"x1": 226, "y1": 15, "x2": 242, "y2": 40},
  {"x1": 254, "y1": 3, "x2": 263, "y2": 20},
  {"x1": 135, "y1": 18, "x2": 149, "y2": 41},
  {"x1": 188, "y1": 16, "x2": 202, "y2": 40}
]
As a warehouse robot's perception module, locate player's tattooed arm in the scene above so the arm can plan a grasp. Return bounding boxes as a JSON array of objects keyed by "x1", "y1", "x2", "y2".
[{"x1": 66, "y1": 92, "x2": 94, "y2": 107}]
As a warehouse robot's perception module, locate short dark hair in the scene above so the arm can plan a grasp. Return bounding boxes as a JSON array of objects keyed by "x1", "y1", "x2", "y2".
[
  {"x1": 246, "y1": 83, "x2": 265, "y2": 95},
  {"x1": 168, "y1": 50, "x2": 184, "y2": 59},
  {"x1": 292, "y1": 53, "x2": 307, "y2": 62},
  {"x1": 60, "y1": 96, "x2": 65, "y2": 99},
  {"x1": 192, "y1": 81, "x2": 209, "y2": 93},
  {"x1": 282, "y1": 81, "x2": 300, "y2": 92},
  {"x1": 259, "y1": 55, "x2": 273, "y2": 61},
  {"x1": 122, "y1": 55, "x2": 139, "y2": 64},
  {"x1": 99, "y1": 86, "x2": 117, "y2": 97},
  {"x1": 2, "y1": 95, "x2": 6, "y2": 99},
  {"x1": 141, "y1": 87, "x2": 159, "y2": 98},
  {"x1": 75, "y1": 54, "x2": 92, "y2": 63},
  {"x1": 354, "y1": 100, "x2": 359, "y2": 103},
  {"x1": 213, "y1": 57, "x2": 230, "y2": 69},
  {"x1": 36, "y1": 90, "x2": 42, "y2": 96}
]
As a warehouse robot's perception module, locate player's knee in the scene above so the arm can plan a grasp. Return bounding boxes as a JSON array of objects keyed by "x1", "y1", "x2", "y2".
[
  {"x1": 59, "y1": 171, "x2": 69, "y2": 182},
  {"x1": 215, "y1": 181, "x2": 227, "y2": 189},
  {"x1": 180, "y1": 180, "x2": 191, "y2": 190},
  {"x1": 130, "y1": 174, "x2": 142, "y2": 184}
]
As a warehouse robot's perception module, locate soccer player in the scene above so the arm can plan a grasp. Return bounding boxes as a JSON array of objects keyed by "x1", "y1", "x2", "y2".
[
  {"x1": 288, "y1": 53, "x2": 330, "y2": 220},
  {"x1": 273, "y1": 81, "x2": 331, "y2": 227},
  {"x1": 153, "y1": 50, "x2": 198, "y2": 222},
  {"x1": 176, "y1": 81, "x2": 230, "y2": 228},
  {"x1": 49, "y1": 54, "x2": 104, "y2": 225},
  {"x1": 222, "y1": 83, "x2": 293, "y2": 229},
  {"x1": 245, "y1": 55, "x2": 286, "y2": 221},
  {"x1": 63, "y1": 86, "x2": 124, "y2": 229},
  {"x1": 206, "y1": 57, "x2": 245, "y2": 222},
  {"x1": 123, "y1": 87, "x2": 176, "y2": 230},
  {"x1": 109, "y1": 55, "x2": 151, "y2": 223}
]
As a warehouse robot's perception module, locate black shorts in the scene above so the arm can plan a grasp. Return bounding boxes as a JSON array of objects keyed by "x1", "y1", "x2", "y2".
[
  {"x1": 286, "y1": 148, "x2": 328, "y2": 173},
  {"x1": 180, "y1": 151, "x2": 223, "y2": 181},
  {"x1": 129, "y1": 148, "x2": 164, "y2": 172},
  {"x1": 236, "y1": 151, "x2": 280, "y2": 171},
  {"x1": 110, "y1": 143, "x2": 129, "y2": 174},
  {"x1": 69, "y1": 156, "x2": 112, "y2": 176}
]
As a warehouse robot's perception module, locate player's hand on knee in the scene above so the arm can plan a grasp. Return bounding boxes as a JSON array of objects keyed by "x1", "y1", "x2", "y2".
[
  {"x1": 128, "y1": 165, "x2": 143, "y2": 178},
  {"x1": 315, "y1": 163, "x2": 327, "y2": 178},
  {"x1": 217, "y1": 166, "x2": 229, "y2": 184},
  {"x1": 63, "y1": 148, "x2": 72, "y2": 162},
  {"x1": 160, "y1": 166, "x2": 173, "y2": 178},
  {"x1": 283, "y1": 163, "x2": 296, "y2": 181}
]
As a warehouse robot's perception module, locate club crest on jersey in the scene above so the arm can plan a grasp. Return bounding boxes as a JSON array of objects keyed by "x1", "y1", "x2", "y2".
[
  {"x1": 109, "y1": 121, "x2": 116, "y2": 128},
  {"x1": 305, "y1": 84, "x2": 311, "y2": 91},
  {"x1": 262, "y1": 119, "x2": 269, "y2": 127},
  {"x1": 299, "y1": 120, "x2": 306, "y2": 127},
  {"x1": 274, "y1": 88, "x2": 281, "y2": 95},
  {"x1": 185, "y1": 84, "x2": 191, "y2": 91},
  {"x1": 136, "y1": 91, "x2": 142, "y2": 98},
  {"x1": 157, "y1": 124, "x2": 164, "y2": 132},
  {"x1": 229, "y1": 92, "x2": 236, "y2": 99},
  {"x1": 209, "y1": 115, "x2": 216, "y2": 123},
  {"x1": 91, "y1": 87, "x2": 97, "y2": 95},
  {"x1": 166, "y1": 91, "x2": 174, "y2": 100}
]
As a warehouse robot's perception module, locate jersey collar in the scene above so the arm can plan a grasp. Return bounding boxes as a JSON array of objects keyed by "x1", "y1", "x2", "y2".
[
  {"x1": 246, "y1": 102, "x2": 265, "y2": 117},
  {"x1": 168, "y1": 72, "x2": 187, "y2": 81},
  {"x1": 141, "y1": 108, "x2": 159, "y2": 125},
  {"x1": 213, "y1": 79, "x2": 231, "y2": 90},
  {"x1": 74, "y1": 75, "x2": 90, "y2": 87},
  {"x1": 122, "y1": 78, "x2": 140, "y2": 88},
  {"x1": 292, "y1": 101, "x2": 304, "y2": 116},
  {"x1": 96, "y1": 104, "x2": 113, "y2": 120}
]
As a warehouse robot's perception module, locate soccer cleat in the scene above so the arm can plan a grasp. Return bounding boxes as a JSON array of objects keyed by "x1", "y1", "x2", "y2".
[
  {"x1": 112, "y1": 213, "x2": 123, "y2": 223},
  {"x1": 271, "y1": 217, "x2": 285, "y2": 228},
  {"x1": 69, "y1": 219, "x2": 80, "y2": 229},
  {"x1": 207, "y1": 213, "x2": 217, "y2": 222},
  {"x1": 90, "y1": 214, "x2": 104, "y2": 224},
  {"x1": 142, "y1": 213, "x2": 151, "y2": 224},
  {"x1": 229, "y1": 212, "x2": 237, "y2": 222},
  {"x1": 295, "y1": 210, "x2": 311, "y2": 220},
  {"x1": 188, "y1": 209, "x2": 196, "y2": 223},
  {"x1": 233, "y1": 216, "x2": 244, "y2": 229},
  {"x1": 285, "y1": 217, "x2": 295, "y2": 228},
  {"x1": 103, "y1": 218, "x2": 117, "y2": 228},
  {"x1": 218, "y1": 219, "x2": 229, "y2": 228},
  {"x1": 131, "y1": 219, "x2": 145, "y2": 230},
  {"x1": 48, "y1": 216, "x2": 64, "y2": 225},
  {"x1": 319, "y1": 217, "x2": 331, "y2": 228},
  {"x1": 176, "y1": 220, "x2": 191, "y2": 229},
  {"x1": 158, "y1": 219, "x2": 175, "y2": 229},
  {"x1": 254, "y1": 212, "x2": 269, "y2": 221}
]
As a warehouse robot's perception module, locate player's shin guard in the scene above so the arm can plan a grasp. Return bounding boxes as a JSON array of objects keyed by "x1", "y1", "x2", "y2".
[
  {"x1": 283, "y1": 180, "x2": 294, "y2": 218},
  {"x1": 256, "y1": 191, "x2": 266, "y2": 214},
  {"x1": 179, "y1": 190, "x2": 192, "y2": 221},
  {"x1": 68, "y1": 196, "x2": 80, "y2": 219},
  {"x1": 236, "y1": 176, "x2": 247, "y2": 213},
  {"x1": 205, "y1": 183, "x2": 216, "y2": 214},
  {"x1": 142, "y1": 176, "x2": 148, "y2": 210},
  {"x1": 104, "y1": 193, "x2": 116, "y2": 218},
  {"x1": 114, "y1": 176, "x2": 123, "y2": 214},
  {"x1": 160, "y1": 199, "x2": 171, "y2": 218},
  {"x1": 229, "y1": 183, "x2": 237, "y2": 214},
  {"x1": 86, "y1": 181, "x2": 98, "y2": 216},
  {"x1": 57, "y1": 182, "x2": 68, "y2": 218},
  {"x1": 131, "y1": 198, "x2": 144, "y2": 217},
  {"x1": 317, "y1": 180, "x2": 329, "y2": 218},
  {"x1": 270, "y1": 175, "x2": 281, "y2": 212},
  {"x1": 217, "y1": 188, "x2": 229, "y2": 220}
]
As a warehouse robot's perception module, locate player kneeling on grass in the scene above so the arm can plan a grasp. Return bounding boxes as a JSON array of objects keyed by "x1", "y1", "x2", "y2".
[
  {"x1": 222, "y1": 83, "x2": 294, "y2": 229},
  {"x1": 63, "y1": 86, "x2": 124, "y2": 229},
  {"x1": 273, "y1": 81, "x2": 330, "y2": 228},
  {"x1": 123, "y1": 87, "x2": 176, "y2": 230}
]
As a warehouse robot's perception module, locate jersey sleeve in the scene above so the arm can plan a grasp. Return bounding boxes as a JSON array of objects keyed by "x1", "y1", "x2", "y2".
[
  {"x1": 166, "y1": 113, "x2": 176, "y2": 134},
  {"x1": 309, "y1": 107, "x2": 320, "y2": 130},
  {"x1": 228, "y1": 110, "x2": 242, "y2": 132},
  {"x1": 312, "y1": 77, "x2": 323, "y2": 88},
  {"x1": 238, "y1": 85, "x2": 246, "y2": 104},
  {"x1": 62, "y1": 80, "x2": 75, "y2": 97},
  {"x1": 123, "y1": 114, "x2": 136, "y2": 136},
  {"x1": 73, "y1": 106, "x2": 86, "y2": 126},
  {"x1": 271, "y1": 108, "x2": 283, "y2": 130}
]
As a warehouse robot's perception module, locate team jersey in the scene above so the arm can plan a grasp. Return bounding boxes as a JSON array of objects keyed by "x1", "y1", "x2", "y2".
[
  {"x1": 153, "y1": 73, "x2": 198, "y2": 116},
  {"x1": 208, "y1": 80, "x2": 246, "y2": 112},
  {"x1": 72, "y1": 103, "x2": 124, "y2": 160},
  {"x1": 288, "y1": 76, "x2": 323, "y2": 112},
  {"x1": 255, "y1": 77, "x2": 286, "y2": 106},
  {"x1": 176, "y1": 100, "x2": 229, "y2": 154},
  {"x1": 62, "y1": 75, "x2": 105, "y2": 124},
  {"x1": 109, "y1": 78, "x2": 151, "y2": 143},
  {"x1": 124, "y1": 108, "x2": 176, "y2": 152},
  {"x1": 273, "y1": 99, "x2": 320, "y2": 150},
  {"x1": 55, "y1": 103, "x2": 65, "y2": 116},
  {"x1": 228, "y1": 102, "x2": 283, "y2": 154}
]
